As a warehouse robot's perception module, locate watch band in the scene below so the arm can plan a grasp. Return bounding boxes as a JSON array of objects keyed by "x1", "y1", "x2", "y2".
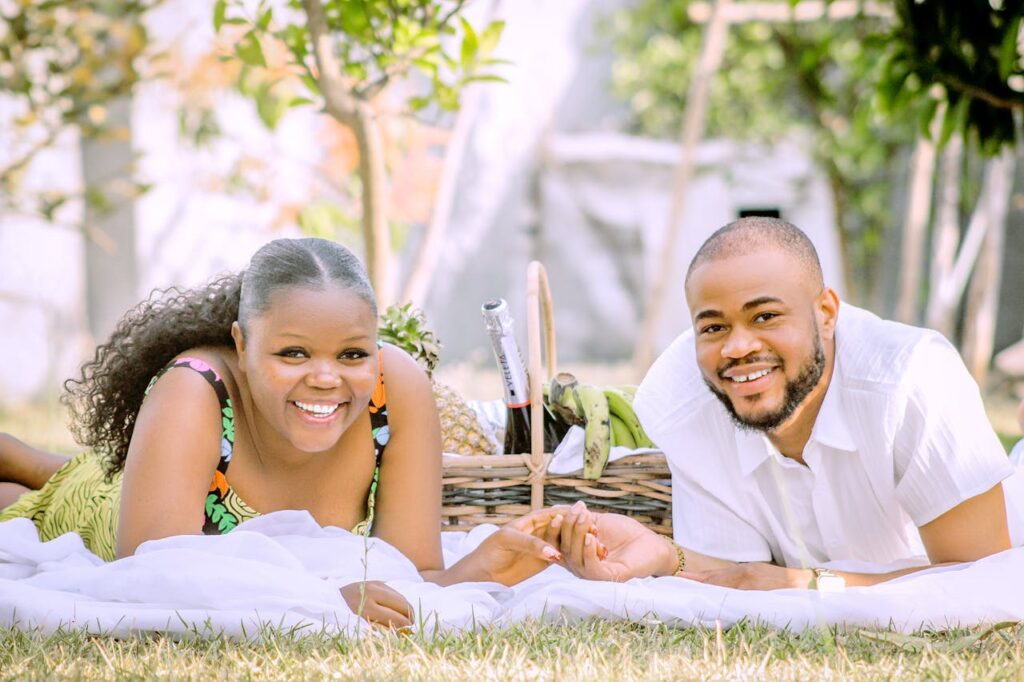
[{"x1": 808, "y1": 567, "x2": 846, "y2": 593}]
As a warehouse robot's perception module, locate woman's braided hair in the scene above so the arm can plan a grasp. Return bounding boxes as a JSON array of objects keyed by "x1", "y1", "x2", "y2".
[{"x1": 62, "y1": 238, "x2": 376, "y2": 477}]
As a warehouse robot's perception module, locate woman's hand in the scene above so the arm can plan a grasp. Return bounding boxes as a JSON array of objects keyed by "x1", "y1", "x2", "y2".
[
  {"x1": 434, "y1": 507, "x2": 567, "y2": 587},
  {"x1": 340, "y1": 581, "x2": 413, "y2": 629},
  {"x1": 554, "y1": 503, "x2": 677, "y2": 582}
]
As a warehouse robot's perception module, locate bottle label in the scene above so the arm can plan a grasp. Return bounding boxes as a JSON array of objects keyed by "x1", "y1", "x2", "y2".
[{"x1": 495, "y1": 335, "x2": 530, "y2": 408}]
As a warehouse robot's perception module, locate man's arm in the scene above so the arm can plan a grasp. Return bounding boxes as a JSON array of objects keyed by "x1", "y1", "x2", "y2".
[
  {"x1": 917, "y1": 482, "x2": 1010, "y2": 562},
  {"x1": 682, "y1": 484, "x2": 1011, "y2": 590}
]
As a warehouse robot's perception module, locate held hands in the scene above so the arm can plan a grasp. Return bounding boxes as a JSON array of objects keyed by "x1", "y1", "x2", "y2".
[
  {"x1": 546, "y1": 501, "x2": 677, "y2": 582},
  {"x1": 456, "y1": 507, "x2": 566, "y2": 586}
]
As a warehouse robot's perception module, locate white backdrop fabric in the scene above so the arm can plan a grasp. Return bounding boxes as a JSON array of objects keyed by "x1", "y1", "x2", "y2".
[{"x1": 1, "y1": 511, "x2": 1021, "y2": 639}]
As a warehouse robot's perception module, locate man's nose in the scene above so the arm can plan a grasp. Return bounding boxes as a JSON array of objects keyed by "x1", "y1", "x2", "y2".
[{"x1": 721, "y1": 326, "x2": 762, "y2": 359}]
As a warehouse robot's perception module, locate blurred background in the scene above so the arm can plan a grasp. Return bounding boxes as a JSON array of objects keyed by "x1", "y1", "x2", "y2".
[{"x1": 1, "y1": 0, "x2": 1022, "y2": 447}]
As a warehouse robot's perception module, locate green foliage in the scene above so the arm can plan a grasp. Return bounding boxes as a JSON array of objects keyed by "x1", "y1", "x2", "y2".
[
  {"x1": 0, "y1": 1, "x2": 159, "y2": 213},
  {"x1": 297, "y1": 199, "x2": 360, "y2": 240},
  {"x1": 377, "y1": 302, "x2": 442, "y2": 375},
  {"x1": 607, "y1": 1, "x2": 917, "y2": 300},
  {"x1": 878, "y1": 0, "x2": 1024, "y2": 156},
  {"x1": 214, "y1": 0, "x2": 507, "y2": 115}
]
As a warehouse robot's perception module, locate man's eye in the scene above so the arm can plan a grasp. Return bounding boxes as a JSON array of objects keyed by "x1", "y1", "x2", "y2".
[
  {"x1": 754, "y1": 312, "x2": 778, "y2": 323},
  {"x1": 700, "y1": 324, "x2": 724, "y2": 335}
]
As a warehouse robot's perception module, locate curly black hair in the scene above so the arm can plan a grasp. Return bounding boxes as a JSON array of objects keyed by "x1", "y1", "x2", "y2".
[{"x1": 62, "y1": 237, "x2": 376, "y2": 478}]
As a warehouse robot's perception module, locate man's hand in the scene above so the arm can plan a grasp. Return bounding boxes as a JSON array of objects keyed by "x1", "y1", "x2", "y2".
[
  {"x1": 679, "y1": 563, "x2": 811, "y2": 590},
  {"x1": 340, "y1": 581, "x2": 413, "y2": 629},
  {"x1": 553, "y1": 502, "x2": 677, "y2": 582}
]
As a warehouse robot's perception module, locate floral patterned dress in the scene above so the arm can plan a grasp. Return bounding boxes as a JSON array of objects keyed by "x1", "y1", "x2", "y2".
[{"x1": 0, "y1": 348, "x2": 391, "y2": 559}]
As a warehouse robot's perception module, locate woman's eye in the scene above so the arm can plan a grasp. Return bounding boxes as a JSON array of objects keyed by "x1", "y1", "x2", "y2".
[
  {"x1": 339, "y1": 349, "x2": 371, "y2": 361},
  {"x1": 277, "y1": 348, "x2": 308, "y2": 359}
]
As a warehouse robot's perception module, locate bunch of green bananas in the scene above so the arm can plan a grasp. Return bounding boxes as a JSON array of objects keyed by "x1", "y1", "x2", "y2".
[{"x1": 544, "y1": 372, "x2": 657, "y2": 480}]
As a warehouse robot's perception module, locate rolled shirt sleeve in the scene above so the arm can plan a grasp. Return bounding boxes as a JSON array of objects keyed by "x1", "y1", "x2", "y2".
[{"x1": 892, "y1": 334, "x2": 1013, "y2": 526}]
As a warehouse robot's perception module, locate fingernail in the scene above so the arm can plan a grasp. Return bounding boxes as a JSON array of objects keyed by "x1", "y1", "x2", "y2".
[
  {"x1": 542, "y1": 546, "x2": 560, "y2": 561},
  {"x1": 572, "y1": 500, "x2": 586, "y2": 511},
  {"x1": 584, "y1": 534, "x2": 593, "y2": 547},
  {"x1": 598, "y1": 544, "x2": 608, "y2": 560}
]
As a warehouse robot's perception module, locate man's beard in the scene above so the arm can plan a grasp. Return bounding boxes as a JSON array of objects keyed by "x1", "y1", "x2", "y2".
[{"x1": 704, "y1": 335, "x2": 826, "y2": 433}]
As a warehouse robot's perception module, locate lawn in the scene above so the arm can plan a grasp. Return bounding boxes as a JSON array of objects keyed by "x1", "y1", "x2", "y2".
[
  {"x1": 1, "y1": 620, "x2": 1023, "y2": 681},
  {"x1": 1, "y1": 384, "x2": 1022, "y2": 680}
]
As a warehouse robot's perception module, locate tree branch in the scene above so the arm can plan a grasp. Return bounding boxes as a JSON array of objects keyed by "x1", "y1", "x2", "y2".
[
  {"x1": 932, "y1": 71, "x2": 1024, "y2": 112},
  {"x1": 0, "y1": 123, "x2": 62, "y2": 183},
  {"x1": 300, "y1": 0, "x2": 361, "y2": 127}
]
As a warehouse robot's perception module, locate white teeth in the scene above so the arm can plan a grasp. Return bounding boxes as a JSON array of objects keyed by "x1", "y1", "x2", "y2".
[
  {"x1": 295, "y1": 401, "x2": 340, "y2": 416},
  {"x1": 731, "y1": 368, "x2": 771, "y2": 383}
]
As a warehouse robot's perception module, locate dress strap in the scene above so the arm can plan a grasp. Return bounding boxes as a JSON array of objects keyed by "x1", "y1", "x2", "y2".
[
  {"x1": 146, "y1": 357, "x2": 236, "y2": 473},
  {"x1": 354, "y1": 344, "x2": 389, "y2": 536}
]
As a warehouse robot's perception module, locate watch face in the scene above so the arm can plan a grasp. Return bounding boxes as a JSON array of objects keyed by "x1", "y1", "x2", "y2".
[{"x1": 816, "y1": 571, "x2": 846, "y2": 594}]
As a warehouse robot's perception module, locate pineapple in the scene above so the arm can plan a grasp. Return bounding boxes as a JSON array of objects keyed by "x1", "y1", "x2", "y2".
[{"x1": 378, "y1": 304, "x2": 498, "y2": 456}]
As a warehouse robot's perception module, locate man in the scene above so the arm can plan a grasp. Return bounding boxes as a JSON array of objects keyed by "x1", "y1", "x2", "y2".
[{"x1": 552, "y1": 217, "x2": 1019, "y2": 589}]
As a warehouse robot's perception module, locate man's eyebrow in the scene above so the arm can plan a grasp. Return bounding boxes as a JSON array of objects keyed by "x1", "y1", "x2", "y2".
[
  {"x1": 694, "y1": 309, "x2": 723, "y2": 322},
  {"x1": 742, "y1": 296, "x2": 784, "y2": 311}
]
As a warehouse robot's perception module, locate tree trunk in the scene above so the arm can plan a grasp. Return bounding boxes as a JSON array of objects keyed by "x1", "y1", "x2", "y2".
[
  {"x1": 633, "y1": 0, "x2": 730, "y2": 372},
  {"x1": 81, "y1": 95, "x2": 138, "y2": 343},
  {"x1": 351, "y1": 104, "x2": 395, "y2": 308},
  {"x1": 925, "y1": 151, "x2": 1010, "y2": 342},
  {"x1": 895, "y1": 133, "x2": 938, "y2": 324},
  {"x1": 300, "y1": 0, "x2": 394, "y2": 306},
  {"x1": 961, "y1": 150, "x2": 1016, "y2": 383},
  {"x1": 400, "y1": 86, "x2": 482, "y2": 307},
  {"x1": 924, "y1": 132, "x2": 962, "y2": 336}
]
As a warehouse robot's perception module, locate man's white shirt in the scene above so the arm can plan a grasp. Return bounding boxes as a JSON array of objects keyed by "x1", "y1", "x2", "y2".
[{"x1": 634, "y1": 303, "x2": 1016, "y2": 567}]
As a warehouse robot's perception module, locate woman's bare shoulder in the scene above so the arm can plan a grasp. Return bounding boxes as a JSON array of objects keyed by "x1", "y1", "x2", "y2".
[{"x1": 378, "y1": 343, "x2": 435, "y2": 417}]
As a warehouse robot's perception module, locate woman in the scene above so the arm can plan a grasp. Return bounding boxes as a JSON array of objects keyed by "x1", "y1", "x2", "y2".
[{"x1": 0, "y1": 238, "x2": 563, "y2": 627}]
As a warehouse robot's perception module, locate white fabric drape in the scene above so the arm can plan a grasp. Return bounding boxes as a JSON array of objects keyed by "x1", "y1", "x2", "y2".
[{"x1": 2, "y1": 511, "x2": 1022, "y2": 639}]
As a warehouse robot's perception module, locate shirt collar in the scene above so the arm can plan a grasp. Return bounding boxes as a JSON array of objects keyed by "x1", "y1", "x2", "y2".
[
  {"x1": 807, "y1": 369, "x2": 857, "y2": 453},
  {"x1": 735, "y1": 427, "x2": 772, "y2": 475}
]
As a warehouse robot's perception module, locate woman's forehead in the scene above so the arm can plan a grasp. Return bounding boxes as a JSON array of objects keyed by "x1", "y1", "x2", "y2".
[{"x1": 255, "y1": 285, "x2": 375, "y2": 327}]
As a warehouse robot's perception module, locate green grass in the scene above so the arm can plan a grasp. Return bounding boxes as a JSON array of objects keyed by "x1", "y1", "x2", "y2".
[{"x1": 1, "y1": 620, "x2": 1022, "y2": 681}]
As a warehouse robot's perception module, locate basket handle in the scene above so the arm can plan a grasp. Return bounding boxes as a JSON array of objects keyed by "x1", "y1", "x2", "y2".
[{"x1": 526, "y1": 261, "x2": 557, "y2": 509}]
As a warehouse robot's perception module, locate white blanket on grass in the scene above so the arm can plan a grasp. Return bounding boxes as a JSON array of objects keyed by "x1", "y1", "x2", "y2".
[{"x1": 2, "y1": 511, "x2": 1022, "y2": 639}]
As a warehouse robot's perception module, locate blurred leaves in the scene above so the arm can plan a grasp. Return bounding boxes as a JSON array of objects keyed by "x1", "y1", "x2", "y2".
[
  {"x1": 0, "y1": 0, "x2": 161, "y2": 218},
  {"x1": 213, "y1": 0, "x2": 507, "y2": 116},
  {"x1": 606, "y1": 1, "x2": 912, "y2": 300},
  {"x1": 877, "y1": 0, "x2": 1024, "y2": 156}
]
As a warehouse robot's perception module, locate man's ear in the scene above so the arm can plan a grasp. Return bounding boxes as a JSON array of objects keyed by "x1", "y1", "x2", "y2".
[
  {"x1": 231, "y1": 321, "x2": 247, "y2": 372},
  {"x1": 816, "y1": 288, "x2": 840, "y2": 339}
]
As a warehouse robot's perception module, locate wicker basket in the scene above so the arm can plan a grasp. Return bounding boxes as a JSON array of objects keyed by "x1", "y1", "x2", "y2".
[{"x1": 440, "y1": 261, "x2": 673, "y2": 535}]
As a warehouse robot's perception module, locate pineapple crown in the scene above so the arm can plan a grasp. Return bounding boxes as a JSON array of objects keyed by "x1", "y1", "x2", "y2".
[{"x1": 378, "y1": 303, "x2": 441, "y2": 377}]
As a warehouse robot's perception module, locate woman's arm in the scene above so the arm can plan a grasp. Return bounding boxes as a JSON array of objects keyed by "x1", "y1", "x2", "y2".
[
  {"x1": 116, "y1": 361, "x2": 223, "y2": 558},
  {"x1": 364, "y1": 344, "x2": 446, "y2": 573},
  {"x1": 369, "y1": 345, "x2": 561, "y2": 586},
  {"x1": 0, "y1": 433, "x2": 70, "y2": 489}
]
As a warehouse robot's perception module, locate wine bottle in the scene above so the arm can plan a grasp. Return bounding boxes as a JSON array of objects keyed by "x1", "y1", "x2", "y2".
[{"x1": 481, "y1": 298, "x2": 570, "y2": 455}]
